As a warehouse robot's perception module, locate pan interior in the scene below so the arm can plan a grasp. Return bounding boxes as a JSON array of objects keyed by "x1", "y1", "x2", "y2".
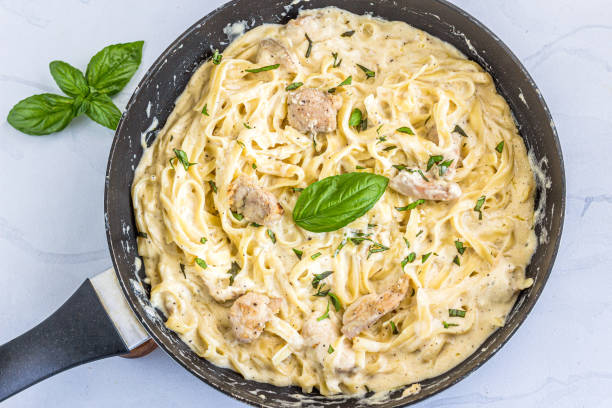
[{"x1": 105, "y1": 1, "x2": 564, "y2": 406}]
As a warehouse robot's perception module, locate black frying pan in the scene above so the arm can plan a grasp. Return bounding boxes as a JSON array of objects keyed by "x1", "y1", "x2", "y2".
[{"x1": 0, "y1": 0, "x2": 565, "y2": 406}]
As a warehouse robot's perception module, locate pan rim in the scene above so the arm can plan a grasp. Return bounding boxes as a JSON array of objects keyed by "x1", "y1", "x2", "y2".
[{"x1": 105, "y1": 0, "x2": 565, "y2": 406}]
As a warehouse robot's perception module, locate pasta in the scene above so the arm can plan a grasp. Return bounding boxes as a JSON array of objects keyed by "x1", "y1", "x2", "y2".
[{"x1": 132, "y1": 7, "x2": 537, "y2": 395}]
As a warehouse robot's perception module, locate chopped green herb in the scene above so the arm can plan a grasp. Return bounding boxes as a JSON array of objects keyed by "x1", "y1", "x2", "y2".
[
  {"x1": 331, "y1": 52, "x2": 342, "y2": 68},
  {"x1": 404, "y1": 252, "x2": 416, "y2": 265},
  {"x1": 312, "y1": 271, "x2": 333, "y2": 288},
  {"x1": 168, "y1": 157, "x2": 176, "y2": 170},
  {"x1": 202, "y1": 104, "x2": 209, "y2": 116},
  {"x1": 267, "y1": 229, "x2": 276, "y2": 243},
  {"x1": 173, "y1": 148, "x2": 197, "y2": 171},
  {"x1": 212, "y1": 49, "x2": 222, "y2": 65},
  {"x1": 395, "y1": 199, "x2": 425, "y2": 211},
  {"x1": 245, "y1": 64, "x2": 280, "y2": 73},
  {"x1": 356, "y1": 63, "x2": 375, "y2": 79},
  {"x1": 228, "y1": 261, "x2": 240, "y2": 285},
  {"x1": 455, "y1": 240, "x2": 465, "y2": 255},
  {"x1": 286, "y1": 82, "x2": 303, "y2": 91},
  {"x1": 356, "y1": 165, "x2": 366, "y2": 170},
  {"x1": 341, "y1": 30, "x2": 355, "y2": 37},
  {"x1": 237, "y1": 140, "x2": 245, "y2": 149},
  {"x1": 291, "y1": 248, "x2": 303, "y2": 260},
  {"x1": 349, "y1": 232, "x2": 373, "y2": 245},
  {"x1": 474, "y1": 195, "x2": 486, "y2": 220},
  {"x1": 416, "y1": 169, "x2": 429, "y2": 182},
  {"x1": 349, "y1": 108, "x2": 363, "y2": 127},
  {"x1": 305, "y1": 33, "x2": 313, "y2": 58},
  {"x1": 453, "y1": 125, "x2": 468, "y2": 137},
  {"x1": 416, "y1": 230, "x2": 423, "y2": 237},
  {"x1": 314, "y1": 284, "x2": 330, "y2": 297},
  {"x1": 328, "y1": 292, "x2": 342, "y2": 311},
  {"x1": 393, "y1": 164, "x2": 407, "y2": 170},
  {"x1": 291, "y1": 187, "x2": 304, "y2": 192},
  {"x1": 383, "y1": 145, "x2": 397, "y2": 151},
  {"x1": 317, "y1": 301, "x2": 330, "y2": 321},
  {"x1": 453, "y1": 255, "x2": 461, "y2": 266},
  {"x1": 231, "y1": 211, "x2": 244, "y2": 221},
  {"x1": 243, "y1": 122, "x2": 252, "y2": 129},
  {"x1": 495, "y1": 141, "x2": 504, "y2": 153},
  {"x1": 396, "y1": 126, "x2": 414, "y2": 135},
  {"x1": 426, "y1": 155, "x2": 443, "y2": 171},
  {"x1": 137, "y1": 231, "x2": 148, "y2": 239},
  {"x1": 311, "y1": 252, "x2": 322, "y2": 260},
  {"x1": 443, "y1": 321, "x2": 459, "y2": 328},
  {"x1": 368, "y1": 223, "x2": 377, "y2": 228},
  {"x1": 328, "y1": 76, "x2": 352, "y2": 93},
  {"x1": 328, "y1": 345, "x2": 335, "y2": 354},
  {"x1": 195, "y1": 257, "x2": 207, "y2": 269},
  {"x1": 449, "y1": 308, "x2": 466, "y2": 318},
  {"x1": 389, "y1": 320, "x2": 399, "y2": 334},
  {"x1": 208, "y1": 180, "x2": 217, "y2": 193},
  {"x1": 252, "y1": 163, "x2": 257, "y2": 169},
  {"x1": 250, "y1": 222, "x2": 262, "y2": 227},
  {"x1": 179, "y1": 263, "x2": 186, "y2": 278},
  {"x1": 368, "y1": 242, "x2": 389, "y2": 258},
  {"x1": 377, "y1": 136, "x2": 388, "y2": 144},
  {"x1": 334, "y1": 238, "x2": 347, "y2": 257},
  {"x1": 200, "y1": 237, "x2": 207, "y2": 244},
  {"x1": 422, "y1": 252, "x2": 432, "y2": 263}
]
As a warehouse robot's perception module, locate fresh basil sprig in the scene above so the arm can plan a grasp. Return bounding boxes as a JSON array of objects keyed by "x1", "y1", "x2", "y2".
[
  {"x1": 293, "y1": 172, "x2": 389, "y2": 232},
  {"x1": 7, "y1": 41, "x2": 144, "y2": 136}
]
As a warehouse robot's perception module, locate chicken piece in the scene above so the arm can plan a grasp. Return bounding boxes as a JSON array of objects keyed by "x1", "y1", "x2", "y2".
[
  {"x1": 390, "y1": 170, "x2": 461, "y2": 201},
  {"x1": 342, "y1": 276, "x2": 410, "y2": 339},
  {"x1": 302, "y1": 317, "x2": 355, "y2": 372},
  {"x1": 228, "y1": 176, "x2": 283, "y2": 225},
  {"x1": 256, "y1": 38, "x2": 298, "y2": 73},
  {"x1": 229, "y1": 292, "x2": 282, "y2": 343},
  {"x1": 287, "y1": 88, "x2": 342, "y2": 134}
]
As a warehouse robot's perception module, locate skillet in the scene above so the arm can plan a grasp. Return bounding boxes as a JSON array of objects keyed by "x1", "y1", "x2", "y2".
[{"x1": 0, "y1": 0, "x2": 565, "y2": 406}]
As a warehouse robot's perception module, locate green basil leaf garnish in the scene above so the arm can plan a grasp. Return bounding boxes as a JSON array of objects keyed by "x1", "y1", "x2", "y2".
[
  {"x1": 328, "y1": 345, "x2": 334, "y2": 353},
  {"x1": 474, "y1": 195, "x2": 486, "y2": 220},
  {"x1": 228, "y1": 261, "x2": 240, "y2": 285},
  {"x1": 317, "y1": 301, "x2": 330, "y2": 321},
  {"x1": 438, "y1": 159, "x2": 454, "y2": 177},
  {"x1": 422, "y1": 252, "x2": 432, "y2": 263},
  {"x1": 311, "y1": 252, "x2": 322, "y2": 260},
  {"x1": 356, "y1": 63, "x2": 375, "y2": 78},
  {"x1": 312, "y1": 271, "x2": 333, "y2": 288},
  {"x1": 443, "y1": 321, "x2": 459, "y2": 328},
  {"x1": 455, "y1": 240, "x2": 465, "y2": 255},
  {"x1": 453, "y1": 255, "x2": 461, "y2": 266},
  {"x1": 341, "y1": 30, "x2": 355, "y2": 37},
  {"x1": 85, "y1": 93, "x2": 121, "y2": 130},
  {"x1": 267, "y1": 229, "x2": 277, "y2": 243},
  {"x1": 292, "y1": 248, "x2": 303, "y2": 259},
  {"x1": 86, "y1": 41, "x2": 144, "y2": 96},
  {"x1": 231, "y1": 211, "x2": 244, "y2": 221},
  {"x1": 179, "y1": 263, "x2": 186, "y2": 278},
  {"x1": 202, "y1": 103, "x2": 209, "y2": 116},
  {"x1": 396, "y1": 126, "x2": 414, "y2": 135},
  {"x1": 208, "y1": 180, "x2": 217, "y2": 193},
  {"x1": 328, "y1": 292, "x2": 342, "y2": 311},
  {"x1": 349, "y1": 108, "x2": 363, "y2": 127},
  {"x1": 7, "y1": 94, "x2": 75, "y2": 136},
  {"x1": 212, "y1": 49, "x2": 222, "y2": 65},
  {"x1": 286, "y1": 82, "x2": 304, "y2": 91},
  {"x1": 305, "y1": 33, "x2": 313, "y2": 58},
  {"x1": 449, "y1": 308, "x2": 466, "y2": 318},
  {"x1": 173, "y1": 148, "x2": 197, "y2": 171},
  {"x1": 200, "y1": 237, "x2": 207, "y2": 244},
  {"x1": 395, "y1": 199, "x2": 425, "y2": 211},
  {"x1": 49, "y1": 60, "x2": 89, "y2": 98},
  {"x1": 453, "y1": 125, "x2": 468, "y2": 137},
  {"x1": 496, "y1": 141, "x2": 504, "y2": 153},
  {"x1": 328, "y1": 76, "x2": 352, "y2": 93},
  {"x1": 245, "y1": 64, "x2": 280, "y2": 73},
  {"x1": 195, "y1": 257, "x2": 207, "y2": 269},
  {"x1": 293, "y1": 173, "x2": 389, "y2": 232},
  {"x1": 390, "y1": 320, "x2": 399, "y2": 334},
  {"x1": 332, "y1": 52, "x2": 342, "y2": 68},
  {"x1": 426, "y1": 155, "x2": 444, "y2": 171}
]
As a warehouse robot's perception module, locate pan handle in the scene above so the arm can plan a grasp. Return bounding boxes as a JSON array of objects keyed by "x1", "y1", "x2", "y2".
[{"x1": 0, "y1": 273, "x2": 147, "y2": 401}]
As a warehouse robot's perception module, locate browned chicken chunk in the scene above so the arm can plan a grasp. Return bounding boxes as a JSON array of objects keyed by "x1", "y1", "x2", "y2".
[
  {"x1": 228, "y1": 176, "x2": 283, "y2": 225},
  {"x1": 229, "y1": 292, "x2": 282, "y2": 343},
  {"x1": 390, "y1": 170, "x2": 462, "y2": 201},
  {"x1": 341, "y1": 276, "x2": 410, "y2": 339},
  {"x1": 257, "y1": 38, "x2": 298, "y2": 73},
  {"x1": 287, "y1": 88, "x2": 342, "y2": 134}
]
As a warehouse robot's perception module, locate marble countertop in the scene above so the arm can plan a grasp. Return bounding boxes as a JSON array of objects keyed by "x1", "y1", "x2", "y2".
[{"x1": 1, "y1": 0, "x2": 610, "y2": 406}]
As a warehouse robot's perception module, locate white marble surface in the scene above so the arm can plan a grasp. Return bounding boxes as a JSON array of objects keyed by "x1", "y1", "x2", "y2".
[{"x1": 0, "y1": 0, "x2": 610, "y2": 406}]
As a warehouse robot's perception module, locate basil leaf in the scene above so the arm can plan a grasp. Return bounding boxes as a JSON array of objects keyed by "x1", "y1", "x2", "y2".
[
  {"x1": 349, "y1": 108, "x2": 363, "y2": 127},
  {"x1": 7, "y1": 93, "x2": 75, "y2": 136},
  {"x1": 390, "y1": 320, "x2": 399, "y2": 334},
  {"x1": 328, "y1": 76, "x2": 352, "y2": 93},
  {"x1": 317, "y1": 301, "x2": 330, "y2": 321},
  {"x1": 212, "y1": 49, "x2": 222, "y2": 65},
  {"x1": 356, "y1": 63, "x2": 375, "y2": 78},
  {"x1": 293, "y1": 172, "x2": 389, "y2": 232},
  {"x1": 49, "y1": 60, "x2": 89, "y2": 98},
  {"x1": 173, "y1": 148, "x2": 197, "y2": 171},
  {"x1": 328, "y1": 345, "x2": 334, "y2": 353},
  {"x1": 292, "y1": 248, "x2": 303, "y2": 259},
  {"x1": 341, "y1": 30, "x2": 355, "y2": 37},
  {"x1": 426, "y1": 155, "x2": 443, "y2": 171},
  {"x1": 453, "y1": 125, "x2": 468, "y2": 137},
  {"x1": 86, "y1": 41, "x2": 144, "y2": 96},
  {"x1": 311, "y1": 252, "x2": 322, "y2": 260},
  {"x1": 396, "y1": 126, "x2": 414, "y2": 135},
  {"x1": 328, "y1": 292, "x2": 342, "y2": 311},
  {"x1": 495, "y1": 141, "x2": 504, "y2": 153},
  {"x1": 228, "y1": 261, "x2": 240, "y2": 285},
  {"x1": 286, "y1": 82, "x2": 303, "y2": 91},
  {"x1": 305, "y1": 33, "x2": 313, "y2": 58},
  {"x1": 85, "y1": 93, "x2": 121, "y2": 130},
  {"x1": 395, "y1": 199, "x2": 425, "y2": 211},
  {"x1": 312, "y1": 271, "x2": 333, "y2": 288},
  {"x1": 195, "y1": 257, "x2": 207, "y2": 269},
  {"x1": 332, "y1": 52, "x2": 342, "y2": 68},
  {"x1": 246, "y1": 64, "x2": 280, "y2": 73},
  {"x1": 449, "y1": 308, "x2": 466, "y2": 317},
  {"x1": 267, "y1": 229, "x2": 277, "y2": 243}
]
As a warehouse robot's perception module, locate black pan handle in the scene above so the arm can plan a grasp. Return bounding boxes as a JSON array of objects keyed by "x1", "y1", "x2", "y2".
[{"x1": 0, "y1": 279, "x2": 129, "y2": 401}]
